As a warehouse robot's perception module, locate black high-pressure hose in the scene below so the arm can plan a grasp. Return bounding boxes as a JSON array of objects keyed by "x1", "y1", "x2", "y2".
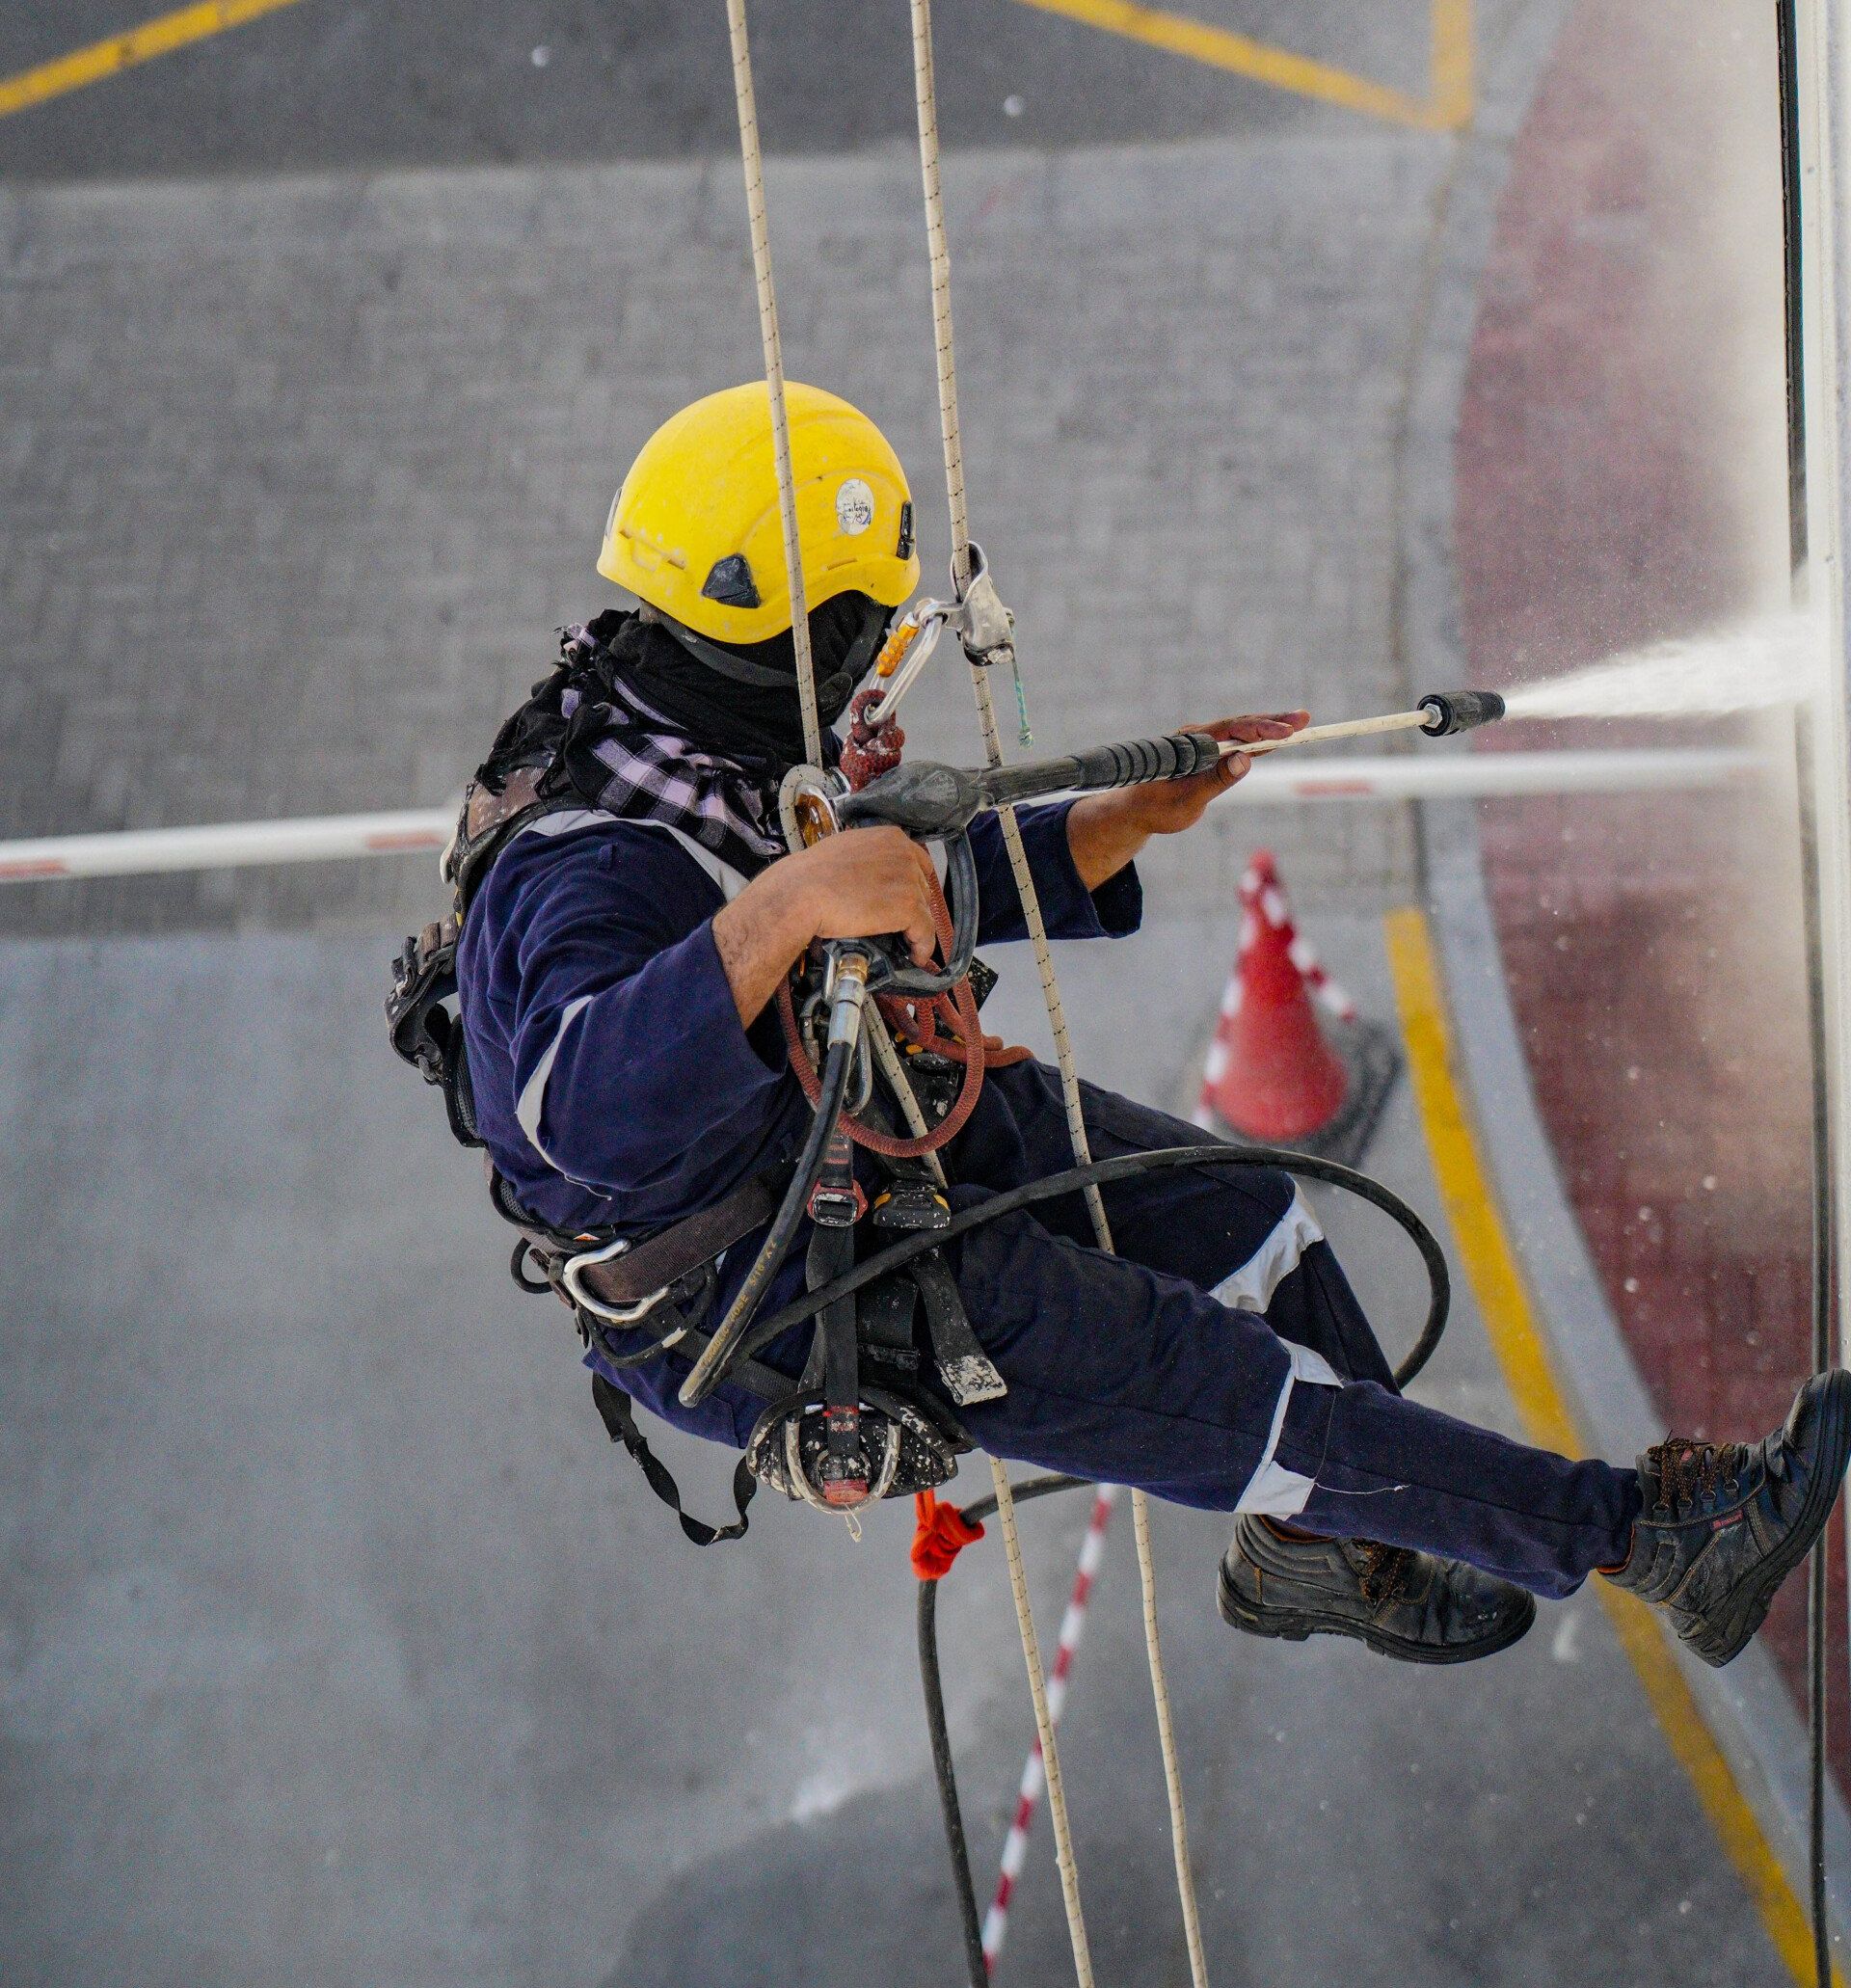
[
  {"x1": 886, "y1": 1128, "x2": 1453, "y2": 1988},
  {"x1": 911, "y1": 1137, "x2": 1449, "y2": 1988},
  {"x1": 733, "y1": 1140, "x2": 1452, "y2": 1391},
  {"x1": 918, "y1": 1473, "x2": 1088, "y2": 1988},
  {"x1": 678, "y1": 1029, "x2": 858, "y2": 1408}
]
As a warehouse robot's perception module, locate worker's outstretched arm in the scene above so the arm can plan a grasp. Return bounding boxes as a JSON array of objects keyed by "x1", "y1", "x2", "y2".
[{"x1": 1065, "y1": 711, "x2": 1307, "y2": 889}]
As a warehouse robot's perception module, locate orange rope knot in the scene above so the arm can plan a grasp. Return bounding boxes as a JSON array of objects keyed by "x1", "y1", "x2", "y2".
[{"x1": 911, "y1": 1488, "x2": 984, "y2": 1580}]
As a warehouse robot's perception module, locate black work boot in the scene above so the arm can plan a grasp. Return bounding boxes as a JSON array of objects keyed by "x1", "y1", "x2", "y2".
[
  {"x1": 1218, "y1": 1516, "x2": 1537, "y2": 1664},
  {"x1": 1604, "y1": 1369, "x2": 1851, "y2": 1668}
]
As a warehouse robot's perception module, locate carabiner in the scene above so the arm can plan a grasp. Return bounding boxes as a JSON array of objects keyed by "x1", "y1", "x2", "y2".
[{"x1": 562, "y1": 1236, "x2": 682, "y2": 1331}]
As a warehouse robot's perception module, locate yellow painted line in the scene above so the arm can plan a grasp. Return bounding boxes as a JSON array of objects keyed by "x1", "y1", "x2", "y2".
[
  {"x1": 1428, "y1": 0, "x2": 1474, "y2": 131},
  {"x1": 0, "y1": 0, "x2": 308, "y2": 121},
  {"x1": 1384, "y1": 904, "x2": 1839, "y2": 1988},
  {"x1": 1010, "y1": 0, "x2": 1471, "y2": 134}
]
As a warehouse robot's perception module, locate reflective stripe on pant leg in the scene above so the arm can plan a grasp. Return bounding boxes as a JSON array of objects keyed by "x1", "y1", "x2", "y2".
[
  {"x1": 1233, "y1": 1340, "x2": 1342, "y2": 1517},
  {"x1": 945, "y1": 1194, "x2": 1307, "y2": 1508}
]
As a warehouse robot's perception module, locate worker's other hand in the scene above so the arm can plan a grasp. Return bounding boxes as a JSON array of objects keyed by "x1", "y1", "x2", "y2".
[
  {"x1": 1140, "y1": 712, "x2": 1307, "y2": 832},
  {"x1": 783, "y1": 824, "x2": 942, "y2": 967},
  {"x1": 1062, "y1": 712, "x2": 1307, "y2": 892}
]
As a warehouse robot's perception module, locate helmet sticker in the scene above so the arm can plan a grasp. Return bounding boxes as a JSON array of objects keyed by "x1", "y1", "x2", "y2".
[{"x1": 835, "y1": 478, "x2": 875, "y2": 536}]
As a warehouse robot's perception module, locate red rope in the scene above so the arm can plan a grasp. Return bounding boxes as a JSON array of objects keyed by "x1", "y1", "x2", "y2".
[
  {"x1": 775, "y1": 862, "x2": 988, "y2": 1157},
  {"x1": 778, "y1": 697, "x2": 1030, "y2": 1156}
]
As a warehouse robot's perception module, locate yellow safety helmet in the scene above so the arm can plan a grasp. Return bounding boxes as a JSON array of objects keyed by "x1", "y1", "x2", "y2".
[{"x1": 598, "y1": 382, "x2": 920, "y2": 645}]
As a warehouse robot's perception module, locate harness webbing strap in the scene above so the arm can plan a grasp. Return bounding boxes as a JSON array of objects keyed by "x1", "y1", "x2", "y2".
[
  {"x1": 560, "y1": 1165, "x2": 791, "y2": 1309},
  {"x1": 591, "y1": 1373, "x2": 757, "y2": 1546}
]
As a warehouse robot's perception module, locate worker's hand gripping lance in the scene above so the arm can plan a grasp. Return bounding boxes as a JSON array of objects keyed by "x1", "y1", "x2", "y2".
[{"x1": 679, "y1": 685, "x2": 1508, "y2": 1414}]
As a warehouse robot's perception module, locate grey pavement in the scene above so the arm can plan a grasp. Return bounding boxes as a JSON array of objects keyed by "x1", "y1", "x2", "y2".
[
  {"x1": 0, "y1": 120, "x2": 1444, "y2": 939},
  {"x1": 0, "y1": 919, "x2": 1787, "y2": 1987}
]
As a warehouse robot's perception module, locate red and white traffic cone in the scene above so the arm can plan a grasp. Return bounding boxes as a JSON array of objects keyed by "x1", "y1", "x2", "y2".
[{"x1": 1194, "y1": 850, "x2": 1357, "y2": 1143}]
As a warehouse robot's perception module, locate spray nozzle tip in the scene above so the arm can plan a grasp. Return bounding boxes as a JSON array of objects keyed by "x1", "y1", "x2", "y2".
[{"x1": 1418, "y1": 689, "x2": 1507, "y2": 737}]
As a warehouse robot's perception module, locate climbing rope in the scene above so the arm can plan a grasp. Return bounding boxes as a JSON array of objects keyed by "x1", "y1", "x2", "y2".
[
  {"x1": 722, "y1": 0, "x2": 822, "y2": 770},
  {"x1": 905, "y1": 2, "x2": 1211, "y2": 1981},
  {"x1": 904, "y1": 2, "x2": 1099, "y2": 1975},
  {"x1": 721, "y1": 2, "x2": 1209, "y2": 1974}
]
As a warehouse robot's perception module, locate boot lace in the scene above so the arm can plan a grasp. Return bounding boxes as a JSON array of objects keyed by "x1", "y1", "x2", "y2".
[
  {"x1": 1645, "y1": 1437, "x2": 1747, "y2": 1518},
  {"x1": 1355, "y1": 1540, "x2": 1416, "y2": 1607}
]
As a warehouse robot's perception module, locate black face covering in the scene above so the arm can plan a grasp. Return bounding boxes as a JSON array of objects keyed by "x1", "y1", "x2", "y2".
[{"x1": 619, "y1": 593, "x2": 894, "y2": 769}]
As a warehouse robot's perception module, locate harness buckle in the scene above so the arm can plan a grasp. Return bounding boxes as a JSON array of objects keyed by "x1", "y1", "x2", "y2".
[
  {"x1": 807, "y1": 1123, "x2": 867, "y2": 1228},
  {"x1": 562, "y1": 1236, "x2": 681, "y2": 1331}
]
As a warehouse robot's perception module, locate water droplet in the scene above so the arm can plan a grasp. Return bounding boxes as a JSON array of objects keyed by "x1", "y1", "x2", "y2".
[
  {"x1": 1004, "y1": 94, "x2": 1026, "y2": 117},
  {"x1": 531, "y1": 43, "x2": 551, "y2": 67}
]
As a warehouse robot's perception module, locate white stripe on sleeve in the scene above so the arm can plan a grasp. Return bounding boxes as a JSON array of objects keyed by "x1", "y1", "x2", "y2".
[{"x1": 515, "y1": 993, "x2": 595, "y2": 1167}]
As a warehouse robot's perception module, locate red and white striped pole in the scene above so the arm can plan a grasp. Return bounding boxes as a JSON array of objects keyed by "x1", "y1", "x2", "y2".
[
  {"x1": 0, "y1": 753, "x2": 1759, "y2": 890},
  {"x1": 981, "y1": 1483, "x2": 1117, "y2": 1972}
]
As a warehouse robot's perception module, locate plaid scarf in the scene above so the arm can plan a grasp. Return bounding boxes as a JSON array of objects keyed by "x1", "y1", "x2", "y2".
[{"x1": 554, "y1": 624, "x2": 791, "y2": 881}]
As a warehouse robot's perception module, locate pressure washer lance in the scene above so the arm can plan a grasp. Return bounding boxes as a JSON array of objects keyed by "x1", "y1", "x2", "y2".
[
  {"x1": 832, "y1": 691, "x2": 1509, "y2": 843},
  {"x1": 1233, "y1": 688, "x2": 1508, "y2": 757}
]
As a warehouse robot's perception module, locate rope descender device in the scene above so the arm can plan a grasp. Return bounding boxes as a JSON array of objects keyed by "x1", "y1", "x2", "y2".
[{"x1": 857, "y1": 542, "x2": 1017, "y2": 732}]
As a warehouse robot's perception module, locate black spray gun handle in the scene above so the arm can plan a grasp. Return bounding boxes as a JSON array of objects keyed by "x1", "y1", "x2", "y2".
[
  {"x1": 835, "y1": 730, "x2": 1221, "y2": 839},
  {"x1": 984, "y1": 729, "x2": 1222, "y2": 807},
  {"x1": 833, "y1": 731, "x2": 1219, "y2": 995}
]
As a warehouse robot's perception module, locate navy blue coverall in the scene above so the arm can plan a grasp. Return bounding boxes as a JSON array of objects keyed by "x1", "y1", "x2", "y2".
[{"x1": 458, "y1": 801, "x2": 1641, "y2": 1597}]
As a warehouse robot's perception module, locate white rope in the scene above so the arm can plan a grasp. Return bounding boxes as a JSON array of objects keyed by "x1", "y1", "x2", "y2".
[
  {"x1": 1133, "y1": 1480, "x2": 1210, "y2": 1988},
  {"x1": 722, "y1": 0, "x2": 821, "y2": 771},
  {"x1": 868, "y1": 1023, "x2": 950, "y2": 1189},
  {"x1": 906, "y1": 0, "x2": 1106, "y2": 1247},
  {"x1": 906, "y1": 3, "x2": 1211, "y2": 1981}
]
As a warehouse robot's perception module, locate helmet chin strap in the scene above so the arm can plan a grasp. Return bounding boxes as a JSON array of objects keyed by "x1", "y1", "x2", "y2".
[{"x1": 646, "y1": 601, "x2": 893, "y2": 732}]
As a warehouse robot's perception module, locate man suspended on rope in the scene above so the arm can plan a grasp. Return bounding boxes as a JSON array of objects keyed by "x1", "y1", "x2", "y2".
[{"x1": 428, "y1": 381, "x2": 1851, "y2": 1669}]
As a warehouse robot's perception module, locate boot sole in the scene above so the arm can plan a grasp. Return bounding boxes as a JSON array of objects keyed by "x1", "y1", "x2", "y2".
[
  {"x1": 1686, "y1": 1369, "x2": 1851, "y2": 1669},
  {"x1": 1217, "y1": 1563, "x2": 1537, "y2": 1666}
]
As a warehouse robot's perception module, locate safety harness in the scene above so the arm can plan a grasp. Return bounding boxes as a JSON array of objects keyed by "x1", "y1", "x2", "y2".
[{"x1": 386, "y1": 615, "x2": 989, "y2": 1541}]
